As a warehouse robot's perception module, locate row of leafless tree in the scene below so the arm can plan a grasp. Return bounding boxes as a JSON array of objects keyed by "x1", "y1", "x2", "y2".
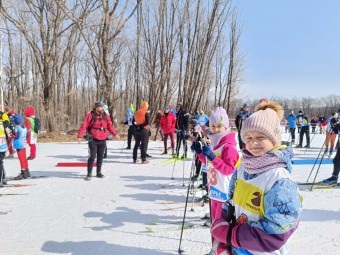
[
  {"x1": 1, "y1": 1, "x2": 335, "y2": 133},
  {"x1": 0, "y1": 0, "x2": 244, "y2": 132},
  {"x1": 233, "y1": 95, "x2": 340, "y2": 119}
]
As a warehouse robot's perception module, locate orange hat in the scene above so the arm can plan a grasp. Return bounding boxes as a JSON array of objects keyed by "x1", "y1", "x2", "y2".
[{"x1": 141, "y1": 101, "x2": 149, "y2": 109}]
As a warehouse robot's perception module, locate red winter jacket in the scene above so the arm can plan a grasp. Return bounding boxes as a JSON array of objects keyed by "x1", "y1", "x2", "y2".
[
  {"x1": 160, "y1": 112, "x2": 176, "y2": 134},
  {"x1": 77, "y1": 110, "x2": 117, "y2": 141}
]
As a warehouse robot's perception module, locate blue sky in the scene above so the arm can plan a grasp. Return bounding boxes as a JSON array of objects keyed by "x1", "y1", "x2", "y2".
[{"x1": 236, "y1": 0, "x2": 340, "y2": 99}]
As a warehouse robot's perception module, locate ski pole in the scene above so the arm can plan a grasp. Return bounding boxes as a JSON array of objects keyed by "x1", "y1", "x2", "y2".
[
  {"x1": 303, "y1": 130, "x2": 316, "y2": 155},
  {"x1": 171, "y1": 131, "x2": 181, "y2": 180},
  {"x1": 306, "y1": 133, "x2": 329, "y2": 182},
  {"x1": 120, "y1": 140, "x2": 126, "y2": 154},
  {"x1": 190, "y1": 157, "x2": 204, "y2": 211},
  {"x1": 310, "y1": 147, "x2": 328, "y2": 191},
  {"x1": 178, "y1": 152, "x2": 196, "y2": 254}
]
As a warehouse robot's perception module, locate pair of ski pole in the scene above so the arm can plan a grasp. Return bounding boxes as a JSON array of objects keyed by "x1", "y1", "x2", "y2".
[{"x1": 306, "y1": 132, "x2": 332, "y2": 190}]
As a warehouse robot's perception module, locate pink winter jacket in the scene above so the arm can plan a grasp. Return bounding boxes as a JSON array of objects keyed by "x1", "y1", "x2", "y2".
[{"x1": 197, "y1": 132, "x2": 239, "y2": 176}]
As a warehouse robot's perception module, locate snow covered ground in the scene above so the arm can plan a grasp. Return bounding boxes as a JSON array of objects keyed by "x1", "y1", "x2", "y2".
[{"x1": 1, "y1": 131, "x2": 340, "y2": 255}]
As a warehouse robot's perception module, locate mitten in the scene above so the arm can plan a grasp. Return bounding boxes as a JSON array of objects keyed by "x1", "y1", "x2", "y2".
[
  {"x1": 190, "y1": 141, "x2": 202, "y2": 154},
  {"x1": 211, "y1": 218, "x2": 230, "y2": 243},
  {"x1": 202, "y1": 145, "x2": 216, "y2": 161},
  {"x1": 212, "y1": 240, "x2": 232, "y2": 255}
]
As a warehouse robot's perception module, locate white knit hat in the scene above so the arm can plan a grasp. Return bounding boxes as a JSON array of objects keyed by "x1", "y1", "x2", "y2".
[
  {"x1": 209, "y1": 107, "x2": 229, "y2": 129},
  {"x1": 241, "y1": 101, "x2": 284, "y2": 146}
]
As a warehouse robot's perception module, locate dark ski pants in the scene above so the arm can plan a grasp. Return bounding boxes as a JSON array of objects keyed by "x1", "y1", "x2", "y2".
[
  {"x1": 133, "y1": 128, "x2": 149, "y2": 161},
  {"x1": 127, "y1": 125, "x2": 135, "y2": 149},
  {"x1": 0, "y1": 152, "x2": 6, "y2": 184},
  {"x1": 88, "y1": 139, "x2": 106, "y2": 174},
  {"x1": 176, "y1": 131, "x2": 187, "y2": 156},
  {"x1": 237, "y1": 130, "x2": 244, "y2": 150},
  {"x1": 289, "y1": 128, "x2": 296, "y2": 142},
  {"x1": 299, "y1": 126, "x2": 310, "y2": 146},
  {"x1": 333, "y1": 147, "x2": 340, "y2": 165}
]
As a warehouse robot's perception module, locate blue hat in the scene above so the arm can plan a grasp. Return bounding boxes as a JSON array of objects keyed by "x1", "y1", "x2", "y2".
[
  {"x1": 127, "y1": 108, "x2": 132, "y2": 113},
  {"x1": 164, "y1": 106, "x2": 170, "y2": 110},
  {"x1": 14, "y1": 115, "x2": 23, "y2": 125},
  {"x1": 243, "y1": 103, "x2": 250, "y2": 108}
]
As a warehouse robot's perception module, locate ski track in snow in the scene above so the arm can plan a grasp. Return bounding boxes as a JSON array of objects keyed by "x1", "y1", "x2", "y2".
[{"x1": 1, "y1": 132, "x2": 340, "y2": 255}]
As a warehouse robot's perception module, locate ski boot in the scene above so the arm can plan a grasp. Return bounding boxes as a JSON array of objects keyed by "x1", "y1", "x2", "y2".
[
  {"x1": 26, "y1": 169, "x2": 31, "y2": 178},
  {"x1": 304, "y1": 144, "x2": 310, "y2": 148},
  {"x1": 329, "y1": 149, "x2": 334, "y2": 157},
  {"x1": 96, "y1": 171, "x2": 105, "y2": 178},
  {"x1": 14, "y1": 170, "x2": 29, "y2": 180},
  {"x1": 324, "y1": 148, "x2": 328, "y2": 154},
  {"x1": 322, "y1": 175, "x2": 338, "y2": 185},
  {"x1": 85, "y1": 170, "x2": 92, "y2": 181}
]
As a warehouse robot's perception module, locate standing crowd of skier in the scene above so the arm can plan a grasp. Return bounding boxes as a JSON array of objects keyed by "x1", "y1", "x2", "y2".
[
  {"x1": 3, "y1": 98, "x2": 340, "y2": 255},
  {"x1": 0, "y1": 106, "x2": 40, "y2": 187}
]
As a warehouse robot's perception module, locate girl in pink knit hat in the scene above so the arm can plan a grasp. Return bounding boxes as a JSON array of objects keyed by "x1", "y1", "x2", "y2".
[
  {"x1": 210, "y1": 101, "x2": 302, "y2": 255},
  {"x1": 191, "y1": 107, "x2": 240, "y2": 226}
]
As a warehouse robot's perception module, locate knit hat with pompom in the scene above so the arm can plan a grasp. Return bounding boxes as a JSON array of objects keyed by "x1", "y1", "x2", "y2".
[{"x1": 241, "y1": 101, "x2": 284, "y2": 146}]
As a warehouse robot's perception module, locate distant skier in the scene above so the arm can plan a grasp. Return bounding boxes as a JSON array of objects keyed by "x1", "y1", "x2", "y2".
[
  {"x1": 24, "y1": 107, "x2": 38, "y2": 160},
  {"x1": 310, "y1": 116, "x2": 318, "y2": 133},
  {"x1": 123, "y1": 108, "x2": 135, "y2": 149},
  {"x1": 132, "y1": 101, "x2": 150, "y2": 164},
  {"x1": 0, "y1": 111, "x2": 9, "y2": 186},
  {"x1": 323, "y1": 116, "x2": 340, "y2": 185},
  {"x1": 287, "y1": 110, "x2": 297, "y2": 144},
  {"x1": 196, "y1": 109, "x2": 209, "y2": 131},
  {"x1": 153, "y1": 109, "x2": 164, "y2": 141},
  {"x1": 235, "y1": 103, "x2": 253, "y2": 150},
  {"x1": 12, "y1": 115, "x2": 30, "y2": 180},
  {"x1": 160, "y1": 106, "x2": 176, "y2": 155},
  {"x1": 77, "y1": 101, "x2": 120, "y2": 180},
  {"x1": 175, "y1": 104, "x2": 190, "y2": 158},
  {"x1": 296, "y1": 110, "x2": 310, "y2": 148},
  {"x1": 211, "y1": 101, "x2": 302, "y2": 255},
  {"x1": 324, "y1": 112, "x2": 339, "y2": 157},
  {"x1": 318, "y1": 115, "x2": 328, "y2": 134}
]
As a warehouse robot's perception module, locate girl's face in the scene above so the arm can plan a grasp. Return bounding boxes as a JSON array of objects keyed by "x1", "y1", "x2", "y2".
[
  {"x1": 210, "y1": 124, "x2": 226, "y2": 134},
  {"x1": 244, "y1": 131, "x2": 274, "y2": 156}
]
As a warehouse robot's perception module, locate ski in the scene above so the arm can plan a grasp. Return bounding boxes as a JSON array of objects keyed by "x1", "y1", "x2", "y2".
[
  {"x1": 1, "y1": 183, "x2": 36, "y2": 188},
  {"x1": 297, "y1": 181, "x2": 324, "y2": 186},
  {"x1": 312, "y1": 184, "x2": 339, "y2": 189},
  {"x1": 0, "y1": 193, "x2": 29, "y2": 197},
  {"x1": 6, "y1": 176, "x2": 48, "y2": 181}
]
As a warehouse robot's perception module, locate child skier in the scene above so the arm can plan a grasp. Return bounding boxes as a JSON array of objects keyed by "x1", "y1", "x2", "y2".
[
  {"x1": 0, "y1": 112, "x2": 9, "y2": 187},
  {"x1": 191, "y1": 107, "x2": 239, "y2": 223},
  {"x1": 12, "y1": 115, "x2": 30, "y2": 179},
  {"x1": 25, "y1": 107, "x2": 38, "y2": 160},
  {"x1": 211, "y1": 101, "x2": 302, "y2": 255}
]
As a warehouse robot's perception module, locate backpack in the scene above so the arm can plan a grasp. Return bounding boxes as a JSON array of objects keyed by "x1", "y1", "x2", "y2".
[
  {"x1": 85, "y1": 111, "x2": 107, "y2": 140},
  {"x1": 33, "y1": 118, "x2": 41, "y2": 134}
]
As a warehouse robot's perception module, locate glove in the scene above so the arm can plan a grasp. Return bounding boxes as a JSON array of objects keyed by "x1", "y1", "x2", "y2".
[
  {"x1": 211, "y1": 218, "x2": 230, "y2": 243},
  {"x1": 212, "y1": 240, "x2": 232, "y2": 255},
  {"x1": 190, "y1": 141, "x2": 202, "y2": 154},
  {"x1": 202, "y1": 145, "x2": 216, "y2": 161}
]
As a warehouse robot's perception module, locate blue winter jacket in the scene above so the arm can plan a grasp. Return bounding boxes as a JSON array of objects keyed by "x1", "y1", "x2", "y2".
[{"x1": 287, "y1": 114, "x2": 297, "y2": 128}]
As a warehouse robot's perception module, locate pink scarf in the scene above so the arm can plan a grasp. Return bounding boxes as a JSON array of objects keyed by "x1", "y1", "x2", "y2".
[{"x1": 242, "y1": 150, "x2": 287, "y2": 174}]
